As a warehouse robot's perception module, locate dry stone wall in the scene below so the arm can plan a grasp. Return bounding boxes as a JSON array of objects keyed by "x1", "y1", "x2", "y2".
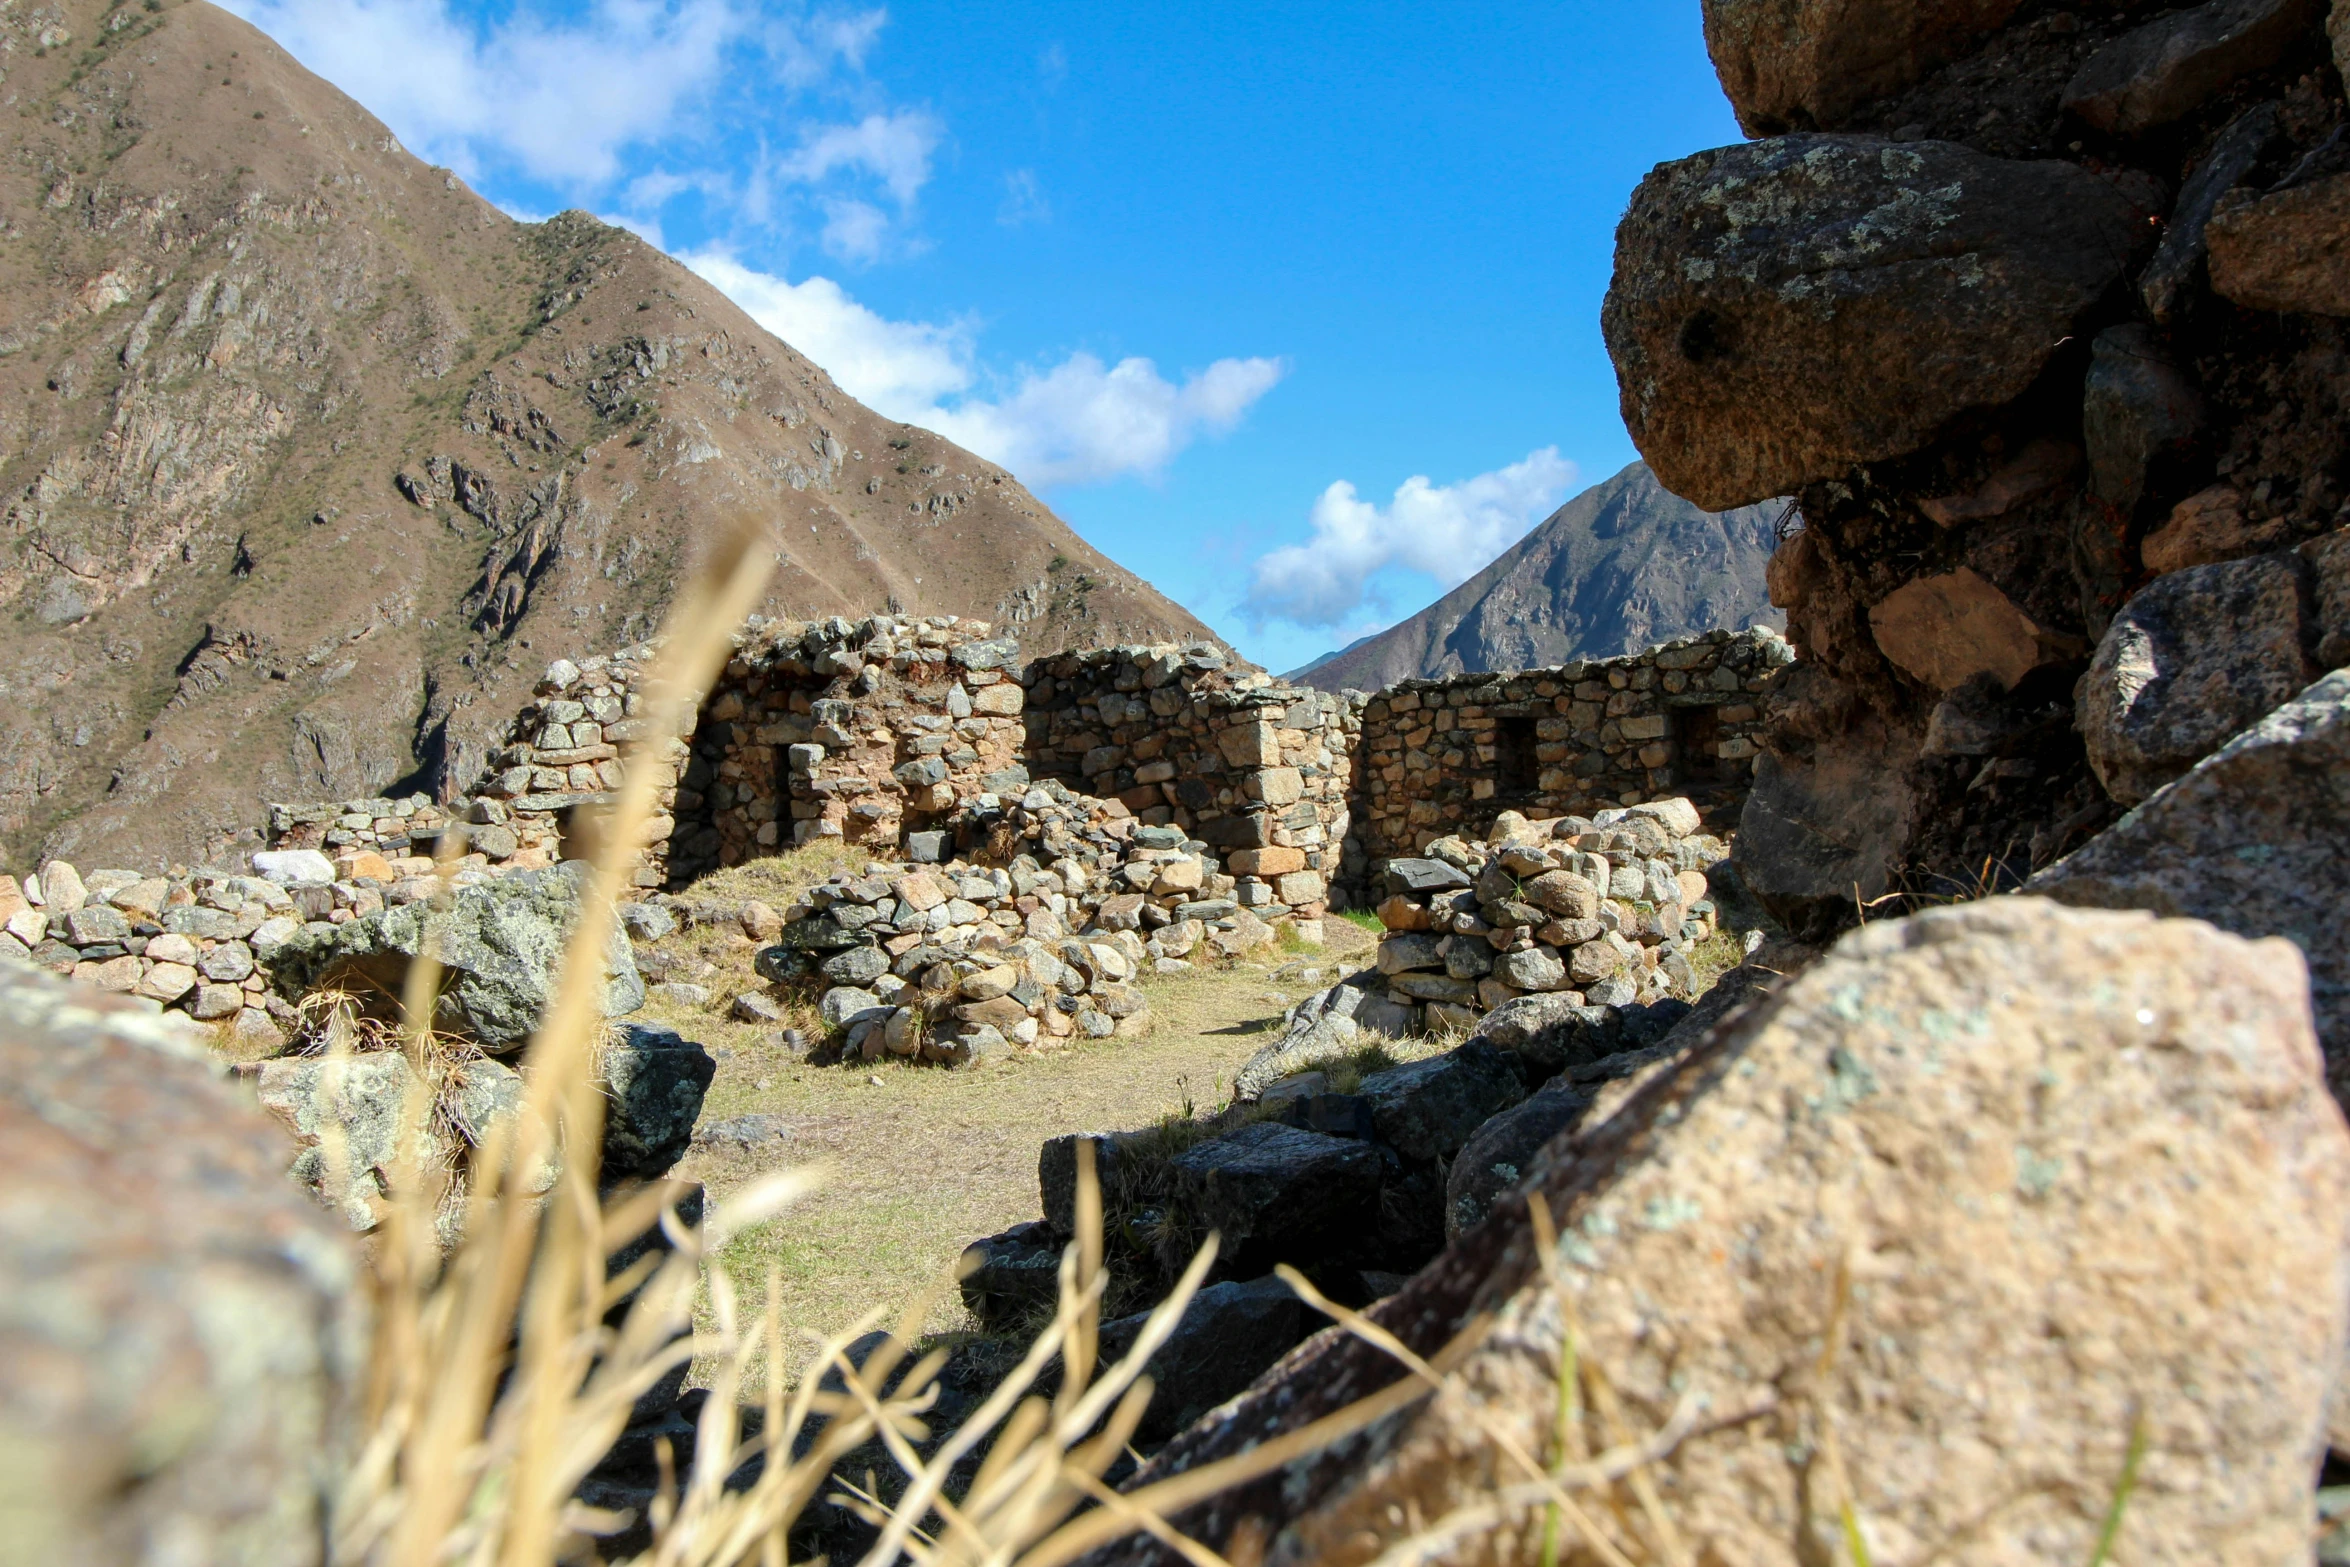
[
  {"x1": 1368, "y1": 798, "x2": 1733, "y2": 1036},
  {"x1": 1596, "y1": 0, "x2": 2350, "y2": 940},
  {"x1": 32, "y1": 618, "x2": 1795, "y2": 1029},
  {"x1": 1023, "y1": 648, "x2": 1356, "y2": 925},
  {"x1": 1350, "y1": 627, "x2": 1788, "y2": 867},
  {"x1": 660, "y1": 616, "x2": 1356, "y2": 931}
]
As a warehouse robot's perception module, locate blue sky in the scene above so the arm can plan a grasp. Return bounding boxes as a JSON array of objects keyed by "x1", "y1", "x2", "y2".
[{"x1": 222, "y1": 1, "x2": 1743, "y2": 673}]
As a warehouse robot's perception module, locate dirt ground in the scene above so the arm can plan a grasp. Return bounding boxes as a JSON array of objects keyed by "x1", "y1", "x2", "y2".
[{"x1": 624, "y1": 866, "x2": 1383, "y2": 1355}]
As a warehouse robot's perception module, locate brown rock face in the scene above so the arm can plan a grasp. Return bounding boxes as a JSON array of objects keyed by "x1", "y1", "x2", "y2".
[
  {"x1": 1700, "y1": 0, "x2": 2026, "y2": 135},
  {"x1": 2061, "y1": 0, "x2": 2322, "y2": 137},
  {"x1": 0, "y1": 0, "x2": 1218, "y2": 873},
  {"x1": 1604, "y1": 136, "x2": 2150, "y2": 511},
  {"x1": 1098, "y1": 900, "x2": 2350, "y2": 1567},
  {"x1": 0, "y1": 963, "x2": 362, "y2": 1566},
  {"x1": 1866, "y1": 566, "x2": 2066, "y2": 691},
  {"x1": 2140, "y1": 484, "x2": 2291, "y2": 573},
  {"x1": 2207, "y1": 171, "x2": 2350, "y2": 316}
]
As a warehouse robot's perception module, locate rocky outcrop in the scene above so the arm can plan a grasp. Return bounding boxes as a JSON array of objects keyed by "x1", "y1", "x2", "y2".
[
  {"x1": 2035, "y1": 668, "x2": 2350, "y2": 1098},
  {"x1": 1289, "y1": 463, "x2": 1783, "y2": 693},
  {"x1": 1606, "y1": 0, "x2": 2350, "y2": 915},
  {"x1": 0, "y1": 963, "x2": 362, "y2": 1567},
  {"x1": 2061, "y1": 0, "x2": 2321, "y2": 137},
  {"x1": 2208, "y1": 167, "x2": 2350, "y2": 316},
  {"x1": 600, "y1": 1025, "x2": 718, "y2": 1182},
  {"x1": 1604, "y1": 136, "x2": 2151, "y2": 511},
  {"x1": 1097, "y1": 900, "x2": 2350, "y2": 1565}
]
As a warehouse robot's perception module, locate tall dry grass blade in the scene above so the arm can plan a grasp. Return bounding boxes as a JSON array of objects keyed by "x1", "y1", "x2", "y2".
[
  {"x1": 2084, "y1": 1405, "x2": 2149, "y2": 1567},
  {"x1": 1812, "y1": 1254, "x2": 1870, "y2": 1567},
  {"x1": 496, "y1": 516, "x2": 776, "y2": 1567},
  {"x1": 343, "y1": 516, "x2": 775, "y2": 1567},
  {"x1": 1527, "y1": 1194, "x2": 1584, "y2": 1567}
]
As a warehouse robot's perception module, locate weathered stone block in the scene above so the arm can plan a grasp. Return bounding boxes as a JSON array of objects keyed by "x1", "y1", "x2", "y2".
[{"x1": 1604, "y1": 136, "x2": 2149, "y2": 509}]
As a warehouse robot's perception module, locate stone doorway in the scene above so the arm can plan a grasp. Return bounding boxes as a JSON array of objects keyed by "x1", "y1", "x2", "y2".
[{"x1": 1494, "y1": 715, "x2": 1540, "y2": 798}]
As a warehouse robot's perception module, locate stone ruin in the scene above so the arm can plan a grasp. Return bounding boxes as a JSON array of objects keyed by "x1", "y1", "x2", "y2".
[{"x1": 1349, "y1": 627, "x2": 1786, "y2": 867}]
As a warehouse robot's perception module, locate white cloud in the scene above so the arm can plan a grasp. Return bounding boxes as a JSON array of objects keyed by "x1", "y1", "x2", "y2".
[
  {"x1": 819, "y1": 198, "x2": 890, "y2": 262},
  {"x1": 221, "y1": 0, "x2": 746, "y2": 185},
  {"x1": 682, "y1": 253, "x2": 1283, "y2": 488},
  {"x1": 1244, "y1": 449, "x2": 1578, "y2": 628},
  {"x1": 780, "y1": 111, "x2": 941, "y2": 205},
  {"x1": 226, "y1": 0, "x2": 924, "y2": 257},
  {"x1": 682, "y1": 251, "x2": 974, "y2": 411},
  {"x1": 998, "y1": 168, "x2": 1050, "y2": 227},
  {"x1": 928, "y1": 354, "x2": 1286, "y2": 487}
]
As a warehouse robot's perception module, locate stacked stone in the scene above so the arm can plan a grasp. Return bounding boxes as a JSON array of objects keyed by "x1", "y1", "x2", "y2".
[
  {"x1": 767, "y1": 802, "x2": 1284, "y2": 1065},
  {"x1": 669, "y1": 614, "x2": 1032, "y2": 882},
  {"x1": 474, "y1": 645, "x2": 679, "y2": 888},
  {"x1": 0, "y1": 860, "x2": 302, "y2": 1051},
  {"x1": 1025, "y1": 648, "x2": 1357, "y2": 938},
  {"x1": 266, "y1": 792, "x2": 558, "y2": 880},
  {"x1": 1587, "y1": 0, "x2": 2350, "y2": 940},
  {"x1": 1354, "y1": 628, "x2": 1788, "y2": 867},
  {"x1": 1368, "y1": 798, "x2": 1729, "y2": 1034}
]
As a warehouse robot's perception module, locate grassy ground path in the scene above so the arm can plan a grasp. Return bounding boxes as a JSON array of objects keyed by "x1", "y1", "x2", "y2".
[{"x1": 635, "y1": 896, "x2": 1379, "y2": 1352}]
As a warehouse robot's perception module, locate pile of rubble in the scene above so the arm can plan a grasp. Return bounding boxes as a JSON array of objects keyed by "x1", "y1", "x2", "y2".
[
  {"x1": 1366, "y1": 797, "x2": 1731, "y2": 1034},
  {"x1": 757, "y1": 782, "x2": 1287, "y2": 1064},
  {"x1": 1, "y1": 860, "x2": 307, "y2": 1050},
  {"x1": 266, "y1": 792, "x2": 560, "y2": 877}
]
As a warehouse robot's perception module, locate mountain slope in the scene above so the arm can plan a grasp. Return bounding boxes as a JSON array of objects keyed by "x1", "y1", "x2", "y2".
[
  {"x1": 0, "y1": 0, "x2": 1220, "y2": 872},
  {"x1": 1290, "y1": 462, "x2": 1783, "y2": 691}
]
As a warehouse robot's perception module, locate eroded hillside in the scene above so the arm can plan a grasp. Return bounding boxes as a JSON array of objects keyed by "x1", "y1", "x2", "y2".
[{"x1": 0, "y1": 0, "x2": 1218, "y2": 872}]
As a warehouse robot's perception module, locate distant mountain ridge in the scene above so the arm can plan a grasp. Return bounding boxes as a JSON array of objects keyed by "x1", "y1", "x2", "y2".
[{"x1": 1288, "y1": 462, "x2": 1783, "y2": 691}]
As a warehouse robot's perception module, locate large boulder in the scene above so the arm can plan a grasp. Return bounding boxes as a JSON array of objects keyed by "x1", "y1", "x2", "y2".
[
  {"x1": 2078, "y1": 552, "x2": 2315, "y2": 805},
  {"x1": 1106, "y1": 900, "x2": 2350, "y2": 1565},
  {"x1": 1353, "y1": 1041, "x2": 1527, "y2": 1164},
  {"x1": 1233, "y1": 1009, "x2": 1362, "y2": 1103},
  {"x1": 599, "y1": 1024, "x2": 717, "y2": 1183},
  {"x1": 1442, "y1": 1076, "x2": 1597, "y2": 1241},
  {"x1": 1604, "y1": 136, "x2": 2151, "y2": 510},
  {"x1": 1166, "y1": 1122, "x2": 1382, "y2": 1273},
  {"x1": 1734, "y1": 725, "x2": 1919, "y2": 941},
  {"x1": 2208, "y1": 170, "x2": 2350, "y2": 317},
  {"x1": 1867, "y1": 567, "x2": 2072, "y2": 693},
  {"x1": 1097, "y1": 1277, "x2": 1312, "y2": 1445},
  {"x1": 1465, "y1": 992, "x2": 1625, "y2": 1075},
  {"x1": 958, "y1": 1219, "x2": 1064, "y2": 1329},
  {"x1": 270, "y1": 864, "x2": 643, "y2": 1053},
  {"x1": 1039, "y1": 1132, "x2": 1124, "y2": 1238},
  {"x1": 1699, "y1": 0, "x2": 2025, "y2": 135},
  {"x1": 2036, "y1": 668, "x2": 2350, "y2": 1095},
  {"x1": 2080, "y1": 324, "x2": 2206, "y2": 519},
  {"x1": 0, "y1": 964, "x2": 362, "y2": 1567},
  {"x1": 2061, "y1": 0, "x2": 2321, "y2": 137},
  {"x1": 254, "y1": 1053, "x2": 440, "y2": 1230},
  {"x1": 2141, "y1": 102, "x2": 2280, "y2": 323}
]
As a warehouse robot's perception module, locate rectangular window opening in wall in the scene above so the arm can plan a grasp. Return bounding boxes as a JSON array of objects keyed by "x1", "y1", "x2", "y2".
[
  {"x1": 1673, "y1": 704, "x2": 1722, "y2": 783},
  {"x1": 1494, "y1": 715, "x2": 1539, "y2": 798}
]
